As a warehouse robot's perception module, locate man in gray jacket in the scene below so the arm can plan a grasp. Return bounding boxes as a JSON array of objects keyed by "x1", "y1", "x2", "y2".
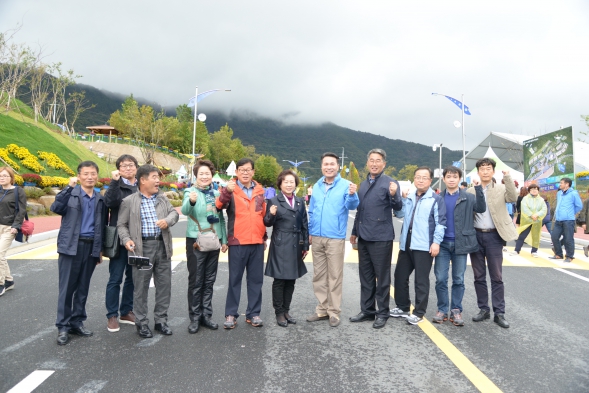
[{"x1": 118, "y1": 165, "x2": 179, "y2": 338}]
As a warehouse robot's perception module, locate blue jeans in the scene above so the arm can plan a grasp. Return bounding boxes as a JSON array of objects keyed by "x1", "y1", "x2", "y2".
[
  {"x1": 551, "y1": 220, "x2": 576, "y2": 258},
  {"x1": 105, "y1": 247, "x2": 134, "y2": 319},
  {"x1": 434, "y1": 241, "x2": 467, "y2": 314}
]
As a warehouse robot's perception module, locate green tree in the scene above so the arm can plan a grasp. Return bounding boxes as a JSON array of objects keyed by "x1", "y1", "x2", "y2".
[
  {"x1": 209, "y1": 123, "x2": 250, "y2": 172},
  {"x1": 340, "y1": 165, "x2": 347, "y2": 179},
  {"x1": 349, "y1": 162, "x2": 361, "y2": 185},
  {"x1": 254, "y1": 155, "x2": 282, "y2": 187},
  {"x1": 384, "y1": 166, "x2": 397, "y2": 178},
  {"x1": 397, "y1": 164, "x2": 418, "y2": 180}
]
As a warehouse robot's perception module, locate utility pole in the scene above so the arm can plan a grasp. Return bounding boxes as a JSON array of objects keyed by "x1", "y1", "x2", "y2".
[{"x1": 339, "y1": 147, "x2": 347, "y2": 169}]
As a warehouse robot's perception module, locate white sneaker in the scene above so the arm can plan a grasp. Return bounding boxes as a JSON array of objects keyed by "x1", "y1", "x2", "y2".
[
  {"x1": 502, "y1": 247, "x2": 508, "y2": 252},
  {"x1": 531, "y1": 252, "x2": 539, "y2": 258},
  {"x1": 508, "y1": 250, "x2": 519, "y2": 256},
  {"x1": 406, "y1": 314, "x2": 423, "y2": 325},
  {"x1": 390, "y1": 307, "x2": 409, "y2": 318}
]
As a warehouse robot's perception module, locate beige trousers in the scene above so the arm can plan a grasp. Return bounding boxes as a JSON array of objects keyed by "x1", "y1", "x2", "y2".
[
  {"x1": 311, "y1": 236, "x2": 345, "y2": 318},
  {"x1": 0, "y1": 224, "x2": 15, "y2": 285}
]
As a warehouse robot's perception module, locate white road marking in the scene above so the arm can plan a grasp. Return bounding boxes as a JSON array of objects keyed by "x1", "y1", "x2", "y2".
[
  {"x1": 2, "y1": 328, "x2": 54, "y2": 354},
  {"x1": 74, "y1": 380, "x2": 108, "y2": 393},
  {"x1": 7, "y1": 370, "x2": 54, "y2": 393},
  {"x1": 554, "y1": 268, "x2": 589, "y2": 283}
]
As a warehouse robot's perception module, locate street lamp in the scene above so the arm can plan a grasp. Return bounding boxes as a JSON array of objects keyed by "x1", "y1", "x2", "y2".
[
  {"x1": 432, "y1": 93, "x2": 470, "y2": 177},
  {"x1": 188, "y1": 87, "x2": 231, "y2": 177},
  {"x1": 283, "y1": 159, "x2": 309, "y2": 172},
  {"x1": 433, "y1": 144, "x2": 443, "y2": 190}
]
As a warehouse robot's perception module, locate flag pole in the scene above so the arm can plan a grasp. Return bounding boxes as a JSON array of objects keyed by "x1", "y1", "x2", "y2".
[
  {"x1": 191, "y1": 86, "x2": 198, "y2": 182},
  {"x1": 462, "y1": 93, "x2": 466, "y2": 177}
]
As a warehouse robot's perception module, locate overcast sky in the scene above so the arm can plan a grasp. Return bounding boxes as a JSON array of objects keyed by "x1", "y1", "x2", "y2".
[{"x1": 2, "y1": 1, "x2": 589, "y2": 150}]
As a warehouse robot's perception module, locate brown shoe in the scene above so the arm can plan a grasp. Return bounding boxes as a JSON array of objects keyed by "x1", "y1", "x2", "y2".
[
  {"x1": 107, "y1": 316, "x2": 120, "y2": 332},
  {"x1": 329, "y1": 315, "x2": 340, "y2": 327},
  {"x1": 223, "y1": 315, "x2": 237, "y2": 329},
  {"x1": 119, "y1": 311, "x2": 136, "y2": 325},
  {"x1": 246, "y1": 316, "x2": 263, "y2": 327},
  {"x1": 306, "y1": 313, "x2": 329, "y2": 322}
]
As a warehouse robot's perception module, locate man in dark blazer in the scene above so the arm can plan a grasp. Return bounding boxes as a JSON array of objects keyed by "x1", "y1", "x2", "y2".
[
  {"x1": 350, "y1": 149, "x2": 403, "y2": 329},
  {"x1": 51, "y1": 161, "x2": 107, "y2": 346}
]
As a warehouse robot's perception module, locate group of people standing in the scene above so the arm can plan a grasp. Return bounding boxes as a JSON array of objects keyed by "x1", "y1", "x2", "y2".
[{"x1": 3, "y1": 147, "x2": 588, "y2": 346}]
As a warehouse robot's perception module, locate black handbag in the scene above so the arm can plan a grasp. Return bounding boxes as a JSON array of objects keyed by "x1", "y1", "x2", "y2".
[{"x1": 103, "y1": 226, "x2": 120, "y2": 258}]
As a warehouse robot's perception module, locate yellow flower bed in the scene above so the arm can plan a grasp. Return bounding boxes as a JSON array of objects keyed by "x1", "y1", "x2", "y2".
[
  {"x1": 0, "y1": 148, "x2": 20, "y2": 171},
  {"x1": 576, "y1": 171, "x2": 589, "y2": 178},
  {"x1": 14, "y1": 174, "x2": 23, "y2": 186},
  {"x1": 38, "y1": 151, "x2": 76, "y2": 176},
  {"x1": 6, "y1": 144, "x2": 45, "y2": 173},
  {"x1": 39, "y1": 176, "x2": 70, "y2": 188}
]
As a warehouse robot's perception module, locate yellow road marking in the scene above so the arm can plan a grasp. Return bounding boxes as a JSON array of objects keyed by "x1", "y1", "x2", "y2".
[{"x1": 390, "y1": 286, "x2": 502, "y2": 393}]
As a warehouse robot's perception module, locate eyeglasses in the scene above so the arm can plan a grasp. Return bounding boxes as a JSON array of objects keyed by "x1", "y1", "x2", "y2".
[
  {"x1": 368, "y1": 159, "x2": 383, "y2": 164},
  {"x1": 119, "y1": 164, "x2": 136, "y2": 169},
  {"x1": 414, "y1": 176, "x2": 430, "y2": 181},
  {"x1": 0, "y1": 175, "x2": 10, "y2": 178},
  {"x1": 238, "y1": 169, "x2": 253, "y2": 174}
]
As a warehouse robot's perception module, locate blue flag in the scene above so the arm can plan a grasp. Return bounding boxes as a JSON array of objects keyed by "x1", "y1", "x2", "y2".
[
  {"x1": 432, "y1": 93, "x2": 471, "y2": 115},
  {"x1": 187, "y1": 90, "x2": 225, "y2": 107},
  {"x1": 452, "y1": 161, "x2": 462, "y2": 168}
]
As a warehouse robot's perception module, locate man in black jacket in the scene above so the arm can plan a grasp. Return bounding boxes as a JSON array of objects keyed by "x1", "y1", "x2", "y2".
[
  {"x1": 104, "y1": 154, "x2": 138, "y2": 333},
  {"x1": 349, "y1": 149, "x2": 403, "y2": 329},
  {"x1": 51, "y1": 161, "x2": 107, "y2": 346},
  {"x1": 433, "y1": 166, "x2": 485, "y2": 326}
]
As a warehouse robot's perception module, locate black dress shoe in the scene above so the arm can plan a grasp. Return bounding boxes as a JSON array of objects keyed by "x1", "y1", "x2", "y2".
[
  {"x1": 373, "y1": 317, "x2": 387, "y2": 329},
  {"x1": 276, "y1": 314, "x2": 288, "y2": 327},
  {"x1": 137, "y1": 325, "x2": 153, "y2": 338},
  {"x1": 70, "y1": 326, "x2": 93, "y2": 337},
  {"x1": 284, "y1": 313, "x2": 296, "y2": 324},
  {"x1": 349, "y1": 312, "x2": 375, "y2": 323},
  {"x1": 154, "y1": 322, "x2": 173, "y2": 335},
  {"x1": 472, "y1": 309, "x2": 491, "y2": 322},
  {"x1": 201, "y1": 316, "x2": 218, "y2": 330},
  {"x1": 57, "y1": 332, "x2": 70, "y2": 346},
  {"x1": 494, "y1": 314, "x2": 510, "y2": 328},
  {"x1": 188, "y1": 320, "x2": 200, "y2": 334}
]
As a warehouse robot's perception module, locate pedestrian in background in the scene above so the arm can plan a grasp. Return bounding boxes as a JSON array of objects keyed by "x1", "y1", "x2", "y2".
[
  {"x1": 349, "y1": 149, "x2": 402, "y2": 329},
  {"x1": 549, "y1": 178, "x2": 583, "y2": 262},
  {"x1": 0, "y1": 166, "x2": 26, "y2": 297},
  {"x1": 182, "y1": 160, "x2": 228, "y2": 334},
  {"x1": 264, "y1": 170, "x2": 309, "y2": 327},
  {"x1": 104, "y1": 154, "x2": 138, "y2": 333},
  {"x1": 307, "y1": 152, "x2": 359, "y2": 328},
  {"x1": 509, "y1": 184, "x2": 546, "y2": 257},
  {"x1": 117, "y1": 164, "x2": 179, "y2": 338},
  {"x1": 51, "y1": 161, "x2": 107, "y2": 345},
  {"x1": 515, "y1": 187, "x2": 528, "y2": 226},
  {"x1": 578, "y1": 189, "x2": 589, "y2": 257}
]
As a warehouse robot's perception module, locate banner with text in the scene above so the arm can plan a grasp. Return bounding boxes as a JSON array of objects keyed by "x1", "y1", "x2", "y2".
[{"x1": 523, "y1": 126, "x2": 575, "y2": 191}]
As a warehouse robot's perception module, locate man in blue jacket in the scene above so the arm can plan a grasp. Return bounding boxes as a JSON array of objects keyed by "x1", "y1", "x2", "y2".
[
  {"x1": 391, "y1": 166, "x2": 446, "y2": 325},
  {"x1": 307, "y1": 152, "x2": 359, "y2": 327},
  {"x1": 349, "y1": 149, "x2": 402, "y2": 329},
  {"x1": 433, "y1": 166, "x2": 485, "y2": 326},
  {"x1": 51, "y1": 161, "x2": 107, "y2": 346},
  {"x1": 549, "y1": 177, "x2": 583, "y2": 262}
]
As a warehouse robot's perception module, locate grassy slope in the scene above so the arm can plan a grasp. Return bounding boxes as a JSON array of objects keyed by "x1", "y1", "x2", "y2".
[{"x1": 0, "y1": 109, "x2": 114, "y2": 177}]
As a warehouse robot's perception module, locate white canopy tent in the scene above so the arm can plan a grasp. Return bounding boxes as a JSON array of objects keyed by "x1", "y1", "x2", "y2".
[{"x1": 465, "y1": 146, "x2": 525, "y2": 185}]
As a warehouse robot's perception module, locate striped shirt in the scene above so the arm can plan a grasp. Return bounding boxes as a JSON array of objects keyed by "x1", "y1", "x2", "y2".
[{"x1": 140, "y1": 193, "x2": 161, "y2": 237}]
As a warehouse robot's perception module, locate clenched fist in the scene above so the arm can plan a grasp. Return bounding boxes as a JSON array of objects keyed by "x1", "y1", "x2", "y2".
[
  {"x1": 269, "y1": 205, "x2": 278, "y2": 215},
  {"x1": 69, "y1": 177, "x2": 78, "y2": 188},
  {"x1": 349, "y1": 183, "x2": 357, "y2": 195},
  {"x1": 189, "y1": 191, "x2": 198, "y2": 203},
  {"x1": 389, "y1": 181, "x2": 398, "y2": 196},
  {"x1": 226, "y1": 179, "x2": 236, "y2": 193},
  {"x1": 111, "y1": 170, "x2": 120, "y2": 181}
]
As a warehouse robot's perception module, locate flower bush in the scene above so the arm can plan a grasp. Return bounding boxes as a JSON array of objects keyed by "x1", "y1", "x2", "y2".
[
  {"x1": 0, "y1": 148, "x2": 20, "y2": 171},
  {"x1": 99, "y1": 177, "x2": 112, "y2": 184},
  {"x1": 22, "y1": 173, "x2": 42, "y2": 185},
  {"x1": 14, "y1": 174, "x2": 23, "y2": 186},
  {"x1": 37, "y1": 151, "x2": 75, "y2": 176},
  {"x1": 169, "y1": 183, "x2": 178, "y2": 190},
  {"x1": 576, "y1": 171, "x2": 589, "y2": 178},
  {"x1": 7, "y1": 144, "x2": 45, "y2": 173},
  {"x1": 38, "y1": 176, "x2": 70, "y2": 188}
]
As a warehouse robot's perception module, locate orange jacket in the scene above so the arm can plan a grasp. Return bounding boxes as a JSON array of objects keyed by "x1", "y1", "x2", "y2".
[{"x1": 216, "y1": 182, "x2": 267, "y2": 246}]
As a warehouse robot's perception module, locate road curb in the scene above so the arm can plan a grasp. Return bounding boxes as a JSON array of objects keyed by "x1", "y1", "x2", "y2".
[{"x1": 10, "y1": 229, "x2": 60, "y2": 250}]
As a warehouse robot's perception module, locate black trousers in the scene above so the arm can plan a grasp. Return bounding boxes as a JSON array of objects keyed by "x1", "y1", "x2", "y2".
[
  {"x1": 56, "y1": 240, "x2": 97, "y2": 332},
  {"x1": 393, "y1": 232, "x2": 433, "y2": 317},
  {"x1": 357, "y1": 238, "x2": 393, "y2": 318},
  {"x1": 186, "y1": 238, "x2": 220, "y2": 321},
  {"x1": 272, "y1": 279, "x2": 296, "y2": 315}
]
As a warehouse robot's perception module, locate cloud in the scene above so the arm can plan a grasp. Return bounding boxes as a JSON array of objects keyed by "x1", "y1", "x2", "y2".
[{"x1": 2, "y1": 0, "x2": 589, "y2": 149}]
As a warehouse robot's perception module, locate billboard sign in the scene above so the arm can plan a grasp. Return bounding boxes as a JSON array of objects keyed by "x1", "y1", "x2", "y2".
[{"x1": 522, "y1": 126, "x2": 575, "y2": 191}]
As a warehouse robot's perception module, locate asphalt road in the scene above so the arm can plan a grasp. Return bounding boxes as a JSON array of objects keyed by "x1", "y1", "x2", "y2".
[{"x1": 1, "y1": 214, "x2": 589, "y2": 393}]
